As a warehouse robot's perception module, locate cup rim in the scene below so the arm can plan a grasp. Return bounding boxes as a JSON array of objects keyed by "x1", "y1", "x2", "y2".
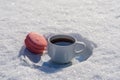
[{"x1": 48, "y1": 34, "x2": 77, "y2": 47}]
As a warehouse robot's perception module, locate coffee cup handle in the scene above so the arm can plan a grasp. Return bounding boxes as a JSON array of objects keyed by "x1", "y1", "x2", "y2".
[{"x1": 74, "y1": 42, "x2": 86, "y2": 56}]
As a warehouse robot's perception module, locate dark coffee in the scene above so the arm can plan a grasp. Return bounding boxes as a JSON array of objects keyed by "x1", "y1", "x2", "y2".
[{"x1": 51, "y1": 38, "x2": 74, "y2": 46}]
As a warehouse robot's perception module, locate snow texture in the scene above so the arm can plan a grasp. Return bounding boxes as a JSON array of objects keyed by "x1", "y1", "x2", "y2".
[{"x1": 0, "y1": 0, "x2": 120, "y2": 80}]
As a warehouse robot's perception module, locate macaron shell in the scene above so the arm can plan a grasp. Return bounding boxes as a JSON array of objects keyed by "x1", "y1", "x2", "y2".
[
  {"x1": 25, "y1": 38, "x2": 46, "y2": 50},
  {"x1": 27, "y1": 32, "x2": 47, "y2": 47},
  {"x1": 25, "y1": 39, "x2": 44, "y2": 54},
  {"x1": 27, "y1": 46, "x2": 44, "y2": 54},
  {"x1": 24, "y1": 32, "x2": 47, "y2": 54}
]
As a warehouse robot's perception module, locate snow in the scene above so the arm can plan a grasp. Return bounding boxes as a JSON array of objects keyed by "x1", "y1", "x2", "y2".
[{"x1": 0, "y1": 0, "x2": 120, "y2": 80}]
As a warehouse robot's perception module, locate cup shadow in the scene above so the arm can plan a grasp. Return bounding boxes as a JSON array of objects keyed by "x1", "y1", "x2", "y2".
[
  {"x1": 37, "y1": 60, "x2": 73, "y2": 73},
  {"x1": 70, "y1": 33, "x2": 97, "y2": 62},
  {"x1": 38, "y1": 33, "x2": 97, "y2": 73}
]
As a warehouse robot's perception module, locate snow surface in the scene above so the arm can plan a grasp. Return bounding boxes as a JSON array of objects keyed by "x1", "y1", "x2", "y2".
[{"x1": 0, "y1": 0, "x2": 120, "y2": 80}]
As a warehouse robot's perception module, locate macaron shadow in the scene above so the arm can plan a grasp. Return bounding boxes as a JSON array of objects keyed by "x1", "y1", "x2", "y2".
[{"x1": 18, "y1": 46, "x2": 42, "y2": 64}]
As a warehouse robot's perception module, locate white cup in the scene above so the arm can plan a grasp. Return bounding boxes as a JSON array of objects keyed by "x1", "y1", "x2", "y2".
[{"x1": 47, "y1": 34, "x2": 86, "y2": 64}]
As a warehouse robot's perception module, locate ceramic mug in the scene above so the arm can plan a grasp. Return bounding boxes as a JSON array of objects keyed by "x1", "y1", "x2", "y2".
[{"x1": 47, "y1": 34, "x2": 86, "y2": 64}]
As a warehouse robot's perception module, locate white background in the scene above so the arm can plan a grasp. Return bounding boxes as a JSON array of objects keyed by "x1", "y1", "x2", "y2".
[{"x1": 0, "y1": 0, "x2": 120, "y2": 80}]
